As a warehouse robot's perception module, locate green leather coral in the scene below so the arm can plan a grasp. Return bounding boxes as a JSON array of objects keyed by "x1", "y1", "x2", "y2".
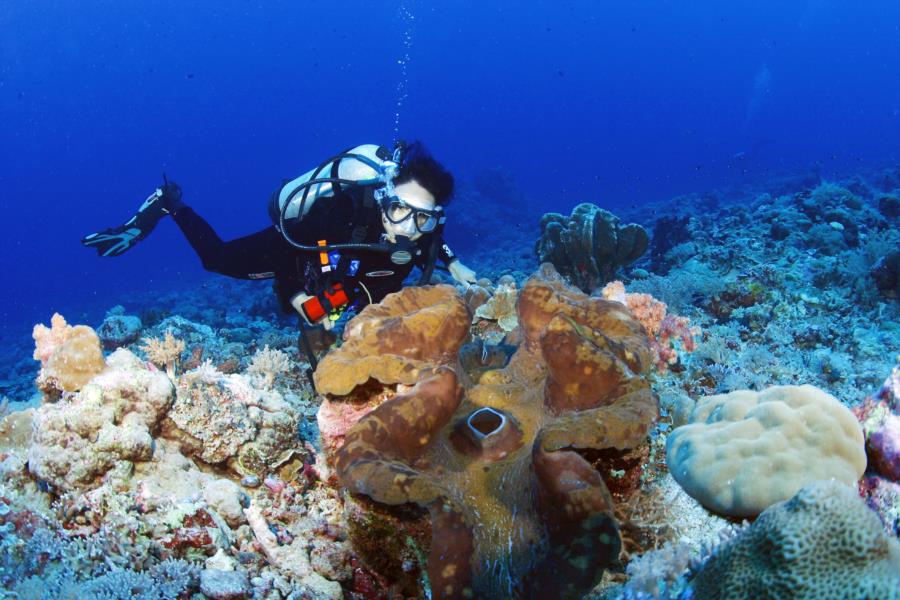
[
  {"x1": 322, "y1": 264, "x2": 658, "y2": 599},
  {"x1": 535, "y1": 203, "x2": 649, "y2": 292},
  {"x1": 687, "y1": 479, "x2": 900, "y2": 599}
]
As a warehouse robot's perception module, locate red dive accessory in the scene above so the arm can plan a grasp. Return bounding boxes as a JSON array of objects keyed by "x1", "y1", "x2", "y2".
[{"x1": 300, "y1": 283, "x2": 350, "y2": 323}]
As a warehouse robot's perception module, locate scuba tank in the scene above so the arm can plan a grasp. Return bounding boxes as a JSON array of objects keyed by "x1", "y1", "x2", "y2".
[{"x1": 268, "y1": 143, "x2": 398, "y2": 237}]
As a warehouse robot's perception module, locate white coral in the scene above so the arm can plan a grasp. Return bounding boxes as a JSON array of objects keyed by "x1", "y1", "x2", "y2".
[
  {"x1": 140, "y1": 330, "x2": 185, "y2": 380},
  {"x1": 247, "y1": 346, "x2": 291, "y2": 389},
  {"x1": 473, "y1": 279, "x2": 519, "y2": 332},
  {"x1": 27, "y1": 349, "x2": 174, "y2": 491}
]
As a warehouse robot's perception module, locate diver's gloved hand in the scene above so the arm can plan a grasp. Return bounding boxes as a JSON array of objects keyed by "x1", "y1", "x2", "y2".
[
  {"x1": 81, "y1": 177, "x2": 183, "y2": 257},
  {"x1": 448, "y1": 260, "x2": 478, "y2": 287},
  {"x1": 159, "y1": 179, "x2": 185, "y2": 213}
]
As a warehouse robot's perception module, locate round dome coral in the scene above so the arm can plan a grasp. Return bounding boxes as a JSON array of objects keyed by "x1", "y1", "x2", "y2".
[{"x1": 666, "y1": 384, "x2": 867, "y2": 517}]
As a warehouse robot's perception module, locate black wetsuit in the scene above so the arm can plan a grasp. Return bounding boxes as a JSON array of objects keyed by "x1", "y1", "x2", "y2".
[{"x1": 169, "y1": 187, "x2": 456, "y2": 315}]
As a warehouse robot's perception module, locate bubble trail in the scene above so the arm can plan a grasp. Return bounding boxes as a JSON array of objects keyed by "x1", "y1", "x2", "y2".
[{"x1": 394, "y1": 3, "x2": 415, "y2": 142}]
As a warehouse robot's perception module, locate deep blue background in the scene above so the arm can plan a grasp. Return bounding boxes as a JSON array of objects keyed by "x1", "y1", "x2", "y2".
[{"x1": 2, "y1": 0, "x2": 900, "y2": 343}]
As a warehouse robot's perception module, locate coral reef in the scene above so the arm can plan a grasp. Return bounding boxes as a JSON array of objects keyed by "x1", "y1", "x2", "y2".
[
  {"x1": 3, "y1": 311, "x2": 354, "y2": 600},
  {"x1": 666, "y1": 384, "x2": 866, "y2": 517},
  {"x1": 685, "y1": 480, "x2": 900, "y2": 599},
  {"x1": 28, "y1": 348, "x2": 174, "y2": 491},
  {"x1": 0, "y1": 164, "x2": 898, "y2": 599},
  {"x1": 161, "y1": 361, "x2": 301, "y2": 478},
  {"x1": 625, "y1": 176, "x2": 899, "y2": 406},
  {"x1": 536, "y1": 203, "x2": 649, "y2": 292},
  {"x1": 322, "y1": 264, "x2": 658, "y2": 598}
]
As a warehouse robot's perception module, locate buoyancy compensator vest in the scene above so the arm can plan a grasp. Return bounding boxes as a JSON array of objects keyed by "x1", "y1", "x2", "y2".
[{"x1": 268, "y1": 144, "x2": 397, "y2": 245}]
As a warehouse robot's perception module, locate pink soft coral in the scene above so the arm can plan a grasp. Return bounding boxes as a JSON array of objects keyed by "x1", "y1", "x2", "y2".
[
  {"x1": 32, "y1": 313, "x2": 106, "y2": 393},
  {"x1": 32, "y1": 313, "x2": 71, "y2": 364},
  {"x1": 602, "y1": 281, "x2": 699, "y2": 372}
]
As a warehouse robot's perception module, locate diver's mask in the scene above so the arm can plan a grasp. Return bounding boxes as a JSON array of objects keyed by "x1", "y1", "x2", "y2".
[{"x1": 379, "y1": 195, "x2": 443, "y2": 234}]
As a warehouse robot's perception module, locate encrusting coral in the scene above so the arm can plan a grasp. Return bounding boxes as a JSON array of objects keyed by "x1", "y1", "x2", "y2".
[
  {"x1": 666, "y1": 384, "x2": 866, "y2": 517},
  {"x1": 319, "y1": 264, "x2": 658, "y2": 599}
]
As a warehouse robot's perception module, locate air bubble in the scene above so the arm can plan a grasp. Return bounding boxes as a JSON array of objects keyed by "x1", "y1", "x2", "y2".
[{"x1": 394, "y1": 3, "x2": 416, "y2": 141}]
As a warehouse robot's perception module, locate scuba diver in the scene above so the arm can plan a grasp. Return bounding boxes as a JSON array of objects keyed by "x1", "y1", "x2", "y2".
[{"x1": 82, "y1": 141, "x2": 477, "y2": 369}]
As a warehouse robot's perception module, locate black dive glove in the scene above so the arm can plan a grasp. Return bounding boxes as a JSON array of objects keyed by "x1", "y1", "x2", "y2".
[
  {"x1": 158, "y1": 178, "x2": 185, "y2": 213},
  {"x1": 81, "y1": 176, "x2": 184, "y2": 257}
]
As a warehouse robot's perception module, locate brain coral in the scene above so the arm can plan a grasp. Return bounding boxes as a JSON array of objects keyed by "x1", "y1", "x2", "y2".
[
  {"x1": 28, "y1": 349, "x2": 174, "y2": 491},
  {"x1": 666, "y1": 385, "x2": 866, "y2": 517},
  {"x1": 687, "y1": 479, "x2": 900, "y2": 599},
  {"x1": 322, "y1": 264, "x2": 657, "y2": 599}
]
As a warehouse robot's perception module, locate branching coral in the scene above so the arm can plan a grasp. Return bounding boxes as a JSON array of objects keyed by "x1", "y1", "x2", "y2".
[
  {"x1": 247, "y1": 345, "x2": 292, "y2": 389},
  {"x1": 473, "y1": 276, "x2": 519, "y2": 332},
  {"x1": 319, "y1": 265, "x2": 658, "y2": 599},
  {"x1": 140, "y1": 330, "x2": 186, "y2": 380}
]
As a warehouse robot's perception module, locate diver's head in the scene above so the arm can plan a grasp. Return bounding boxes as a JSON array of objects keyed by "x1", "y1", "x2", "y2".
[{"x1": 380, "y1": 141, "x2": 454, "y2": 242}]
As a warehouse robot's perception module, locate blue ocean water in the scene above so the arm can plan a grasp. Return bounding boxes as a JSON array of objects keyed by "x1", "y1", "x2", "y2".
[{"x1": 2, "y1": 0, "x2": 899, "y2": 343}]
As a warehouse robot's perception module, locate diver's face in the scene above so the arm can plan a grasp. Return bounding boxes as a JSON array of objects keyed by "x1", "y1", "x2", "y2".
[{"x1": 381, "y1": 179, "x2": 437, "y2": 242}]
